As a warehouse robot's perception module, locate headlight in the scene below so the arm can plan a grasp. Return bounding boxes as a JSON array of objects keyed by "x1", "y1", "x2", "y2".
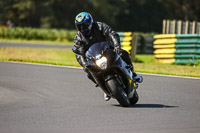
[{"x1": 96, "y1": 56, "x2": 107, "y2": 69}]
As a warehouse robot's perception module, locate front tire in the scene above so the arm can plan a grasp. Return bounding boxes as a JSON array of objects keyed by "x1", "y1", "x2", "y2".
[
  {"x1": 106, "y1": 78, "x2": 130, "y2": 107},
  {"x1": 130, "y1": 90, "x2": 139, "y2": 105}
]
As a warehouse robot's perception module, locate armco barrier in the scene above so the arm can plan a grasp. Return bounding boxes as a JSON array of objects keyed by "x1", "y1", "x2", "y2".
[{"x1": 153, "y1": 34, "x2": 200, "y2": 64}]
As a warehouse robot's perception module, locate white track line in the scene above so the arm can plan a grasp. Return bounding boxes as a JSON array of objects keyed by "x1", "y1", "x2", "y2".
[
  {"x1": 2, "y1": 61, "x2": 82, "y2": 69},
  {"x1": 137, "y1": 72, "x2": 200, "y2": 80},
  {"x1": 1, "y1": 61, "x2": 200, "y2": 80}
]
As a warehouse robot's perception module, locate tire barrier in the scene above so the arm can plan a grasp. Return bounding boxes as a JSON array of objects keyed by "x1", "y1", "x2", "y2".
[
  {"x1": 118, "y1": 32, "x2": 154, "y2": 61},
  {"x1": 154, "y1": 34, "x2": 200, "y2": 64},
  {"x1": 118, "y1": 32, "x2": 136, "y2": 61},
  {"x1": 118, "y1": 32, "x2": 133, "y2": 54}
]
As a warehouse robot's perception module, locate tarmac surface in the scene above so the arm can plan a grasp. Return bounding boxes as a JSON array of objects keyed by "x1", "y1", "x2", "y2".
[{"x1": 0, "y1": 62, "x2": 200, "y2": 133}]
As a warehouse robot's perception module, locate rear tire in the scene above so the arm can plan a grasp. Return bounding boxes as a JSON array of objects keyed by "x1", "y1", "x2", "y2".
[
  {"x1": 130, "y1": 90, "x2": 139, "y2": 105},
  {"x1": 106, "y1": 78, "x2": 130, "y2": 107}
]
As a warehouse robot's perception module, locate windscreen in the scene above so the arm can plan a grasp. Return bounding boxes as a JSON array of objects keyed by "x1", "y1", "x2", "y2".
[{"x1": 86, "y1": 42, "x2": 110, "y2": 60}]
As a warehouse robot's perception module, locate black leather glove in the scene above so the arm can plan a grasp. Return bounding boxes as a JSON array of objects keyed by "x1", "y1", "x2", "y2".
[{"x1": 114, "y1": 46, "x2": 121, "y2": 54}]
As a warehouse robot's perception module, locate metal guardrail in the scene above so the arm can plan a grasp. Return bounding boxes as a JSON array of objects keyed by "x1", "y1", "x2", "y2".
[{"x1": 153, "y1": 34, "x2": 200, "y2": 64}]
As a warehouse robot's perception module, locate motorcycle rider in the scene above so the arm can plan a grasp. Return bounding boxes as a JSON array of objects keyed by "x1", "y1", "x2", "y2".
[{"x1": 72, "y1": 12, "x2": 143, "y2": 101}]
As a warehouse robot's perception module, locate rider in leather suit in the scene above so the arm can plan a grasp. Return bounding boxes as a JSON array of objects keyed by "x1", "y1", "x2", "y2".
[{"x1": 72, "y1": 12, "x2": 142, "y2": 101}]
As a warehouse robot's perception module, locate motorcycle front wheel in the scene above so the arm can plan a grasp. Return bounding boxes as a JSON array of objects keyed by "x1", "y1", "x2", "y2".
[
  {"x1": 106, "y1": 78, "x2": 130, "y2": 107},
  {"x1": 130, "y1": 90, "x2": 139, "y2": 105}
]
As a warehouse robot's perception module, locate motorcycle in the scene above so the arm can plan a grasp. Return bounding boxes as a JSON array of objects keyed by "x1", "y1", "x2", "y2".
[{"x1": 84, "y1": 41, "x2": 139, "y2": 107}]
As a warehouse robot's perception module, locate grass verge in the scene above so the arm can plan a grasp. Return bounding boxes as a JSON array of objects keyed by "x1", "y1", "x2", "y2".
[
  {"x1": 0, "y1": 38, "x2": 74, "y2": 45},
  {"x1": 134, "y1": 54, "x2": 200, "y2": 77},
  {"x1": 0, "y1": 47, "x2": 80, "y2": 67},
  {"x1": 0, "y1": 47, "x2": 200, "y2": 78}
]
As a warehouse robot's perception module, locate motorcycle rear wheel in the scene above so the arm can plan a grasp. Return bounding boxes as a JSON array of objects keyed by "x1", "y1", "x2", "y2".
[{"x1": 106, "y1": 78, "x2": 130, "y2": 107}]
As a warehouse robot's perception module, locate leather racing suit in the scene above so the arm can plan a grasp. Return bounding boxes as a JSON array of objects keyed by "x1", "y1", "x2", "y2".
[{"x1": 72, "y1": 21, "x2": 132, "y2": 68}]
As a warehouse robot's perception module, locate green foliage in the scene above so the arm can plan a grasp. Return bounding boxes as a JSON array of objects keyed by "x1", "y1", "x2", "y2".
[
  {"x1": 0, "y1": 27, "x2": 77, "y2": 42},
  {"x1": 0, "y1": 0, "x2": 200, "y2": 33}
]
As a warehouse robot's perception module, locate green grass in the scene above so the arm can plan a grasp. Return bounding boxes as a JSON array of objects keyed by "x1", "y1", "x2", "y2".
[
  {"x1": 0, "y1": 38, "x2": 74, "y2": 45},
  {"x1": 134, "y1": 54, "x2": 200, "y2": 77},
  {"x1": 0, "y1": 47, "x2": 200, "y2": 78},
  {"x1": 0, "y1": 47, "x2": 80, "y2": 67},
  {"x1": 135, "y1": 54, "x2": 156, "y2": 63}
]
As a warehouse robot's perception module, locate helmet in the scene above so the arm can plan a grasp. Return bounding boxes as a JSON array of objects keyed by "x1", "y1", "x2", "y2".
[{"x1": 75, "y1": 12, "x2": 93, "y2": 35}]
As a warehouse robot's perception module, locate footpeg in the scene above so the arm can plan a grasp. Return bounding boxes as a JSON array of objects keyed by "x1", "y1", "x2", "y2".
[{"x1": 95, "y1": 84, "x2": 99, "y2": 87}]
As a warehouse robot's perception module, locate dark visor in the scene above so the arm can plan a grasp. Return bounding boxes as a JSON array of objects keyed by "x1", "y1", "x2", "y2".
[{"x1": 76, "y1": 23, "x2": 90, "y2": 32}]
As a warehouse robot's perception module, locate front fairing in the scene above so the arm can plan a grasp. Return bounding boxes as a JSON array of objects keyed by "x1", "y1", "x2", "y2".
[
  {"x1": 86, "y1": 42, "x2": 114, "y2": 71},
  {"x1": 86, "y1": 41, "x2": 132, "y2": 80},
  {"x1": 85, "y1": 41, "x2": 110, "y2": 61}
]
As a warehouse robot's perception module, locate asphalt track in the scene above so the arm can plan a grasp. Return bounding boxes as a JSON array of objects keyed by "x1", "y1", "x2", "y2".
[{"x1": 0, "y1": 62, "x2": 200, "y2": 133}]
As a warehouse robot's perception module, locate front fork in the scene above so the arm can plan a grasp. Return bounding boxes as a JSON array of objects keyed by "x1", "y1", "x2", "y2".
[
  {"x1": 89, "y1": 71, "x2": 125, "y2": 97},
  {"x1": 89, "y1": 71, "x2": 111, "y2": 96},
  {"x1": 87, "y1": 67, "x2": 137, "y2": 99}
]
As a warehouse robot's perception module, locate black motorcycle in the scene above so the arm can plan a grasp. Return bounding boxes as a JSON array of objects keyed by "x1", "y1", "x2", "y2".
[{"x1": 84, "y1": 41, "x2": 139, "y2": 107}]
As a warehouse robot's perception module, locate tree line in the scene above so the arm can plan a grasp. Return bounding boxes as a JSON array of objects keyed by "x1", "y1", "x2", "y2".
[{"x1": 0, "y1": 0, "x2": 200, "y2": 33}]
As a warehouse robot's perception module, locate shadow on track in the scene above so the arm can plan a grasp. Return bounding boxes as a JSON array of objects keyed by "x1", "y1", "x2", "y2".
[{"x1": 113, "y1": 104, "x2": 178, "y2": 108}]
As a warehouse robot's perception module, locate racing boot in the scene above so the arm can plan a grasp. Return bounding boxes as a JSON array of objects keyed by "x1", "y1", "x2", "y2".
[
  {"x1": 127, "y1": 64, "x2": 143, "y2": 83},
  {"x1": 133, "y1": 72, "x2": 143, "y2": 83},
  {"x1": 104, "y1": 93, "x2": 111, "y2": 101}
]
